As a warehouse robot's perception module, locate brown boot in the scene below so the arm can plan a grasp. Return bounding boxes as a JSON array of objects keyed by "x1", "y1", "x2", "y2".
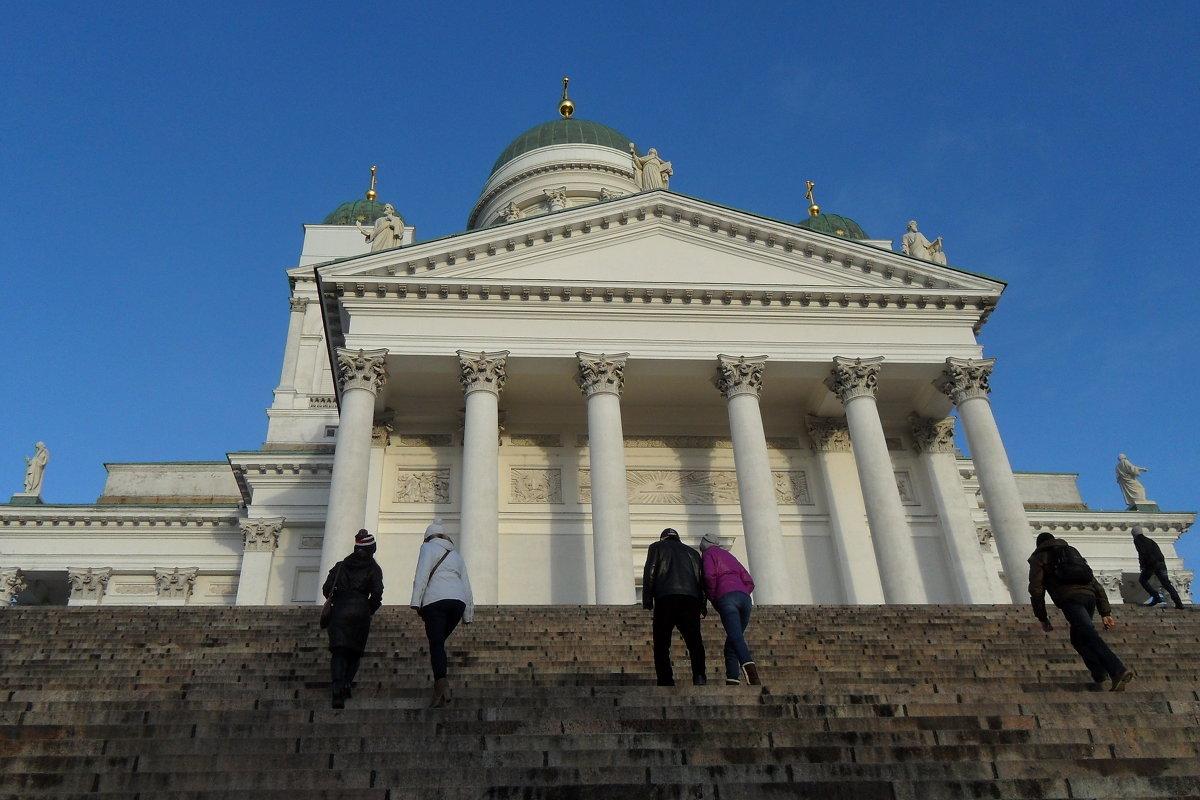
[{"x1": 430, "y1": 678, "x2": 450, "y2": 708}]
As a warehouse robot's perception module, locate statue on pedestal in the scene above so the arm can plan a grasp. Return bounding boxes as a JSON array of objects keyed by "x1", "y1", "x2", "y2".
[
  {"x1": 22, "y1": 442, "x2": 49, "y2": 495},
  {"x1": 630, "y1": 144, "x2": 672, "y2": 190},
  {"x1": 1116, "y1": 453, "x2": 1155, "y2": 510},
  {"x1": 543, "y1": 187, "x2": 567, "y2": 212},
  {"x1": 901, "y1": 220, "x2": 947, "y2": 265},
  {"x1": 357, "y1": 204, "x2": 405, "y2": 251}
]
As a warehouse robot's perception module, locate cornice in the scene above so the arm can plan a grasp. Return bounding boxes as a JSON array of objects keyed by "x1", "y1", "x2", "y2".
[
  {"x1": 1016, "y1": 510, "x2": 1195, "y2": 535},
  {"x1": 467, "y1": 160, "x2": 637, "y2": 229},
  {"x1": 0, "y1": 506, "x2": 241, "y2": 528}
]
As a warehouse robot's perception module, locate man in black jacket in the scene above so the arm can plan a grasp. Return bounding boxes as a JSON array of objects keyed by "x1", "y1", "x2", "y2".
[
  {"x1": 1029, "y1": 532, "x2": 1133, "y2": 691},
  {"x1": 642, "y1": 528, "x2": 707, "y2": 686},
  {"x1": 1132, "y1": 526, "x2": 1184, "y2": 609}
]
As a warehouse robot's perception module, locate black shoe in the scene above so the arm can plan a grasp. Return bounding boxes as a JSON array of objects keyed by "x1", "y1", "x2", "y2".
[
  {"x1": 656, "y1": 679, "x2": 675, "y2": 687},
  {"x1": 693, "y1": 674, "x2": 707, "y2": 686},
  {"x1": 1175, "y1": 603, "x2": 1186, "y2": 610},
  {"x1": 725, "y1": 677, "x2": 741, "y2": 686},
  {"x1": 331, "y1": 688, "x2": 346, "y2": 709}
]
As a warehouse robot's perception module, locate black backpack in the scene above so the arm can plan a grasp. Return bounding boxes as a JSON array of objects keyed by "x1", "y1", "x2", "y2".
[{"x1": 1047, "y1": 544, "x2": 1094, "y2": 585}]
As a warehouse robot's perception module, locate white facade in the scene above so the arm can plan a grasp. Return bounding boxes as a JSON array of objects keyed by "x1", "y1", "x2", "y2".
[{"x1": 1, "y1": 117, "x2": 1193, "y2": 609}]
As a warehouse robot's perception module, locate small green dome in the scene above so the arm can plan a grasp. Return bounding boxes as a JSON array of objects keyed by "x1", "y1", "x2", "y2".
[
  {"x1": 796, "y1": 213, "x2": 869, "y2": 240},
  {"x1": 490, "y1": 118, "x2": 638, "y2": 176},
  {"x1": 323, "y1": 199, "x2": 393, "y2": 226}
]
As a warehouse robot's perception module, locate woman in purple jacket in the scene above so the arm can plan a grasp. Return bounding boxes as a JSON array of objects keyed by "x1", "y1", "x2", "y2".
[{"x1": 699, "y1": 532, "x2": 760, "y2": 685}]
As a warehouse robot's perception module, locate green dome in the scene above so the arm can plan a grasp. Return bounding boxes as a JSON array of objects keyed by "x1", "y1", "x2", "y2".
[
  {"x1": 490, "y1": 118, "x2": 638, "y2": 176},
  {"x1": 796, "y1": 213, "x2": 869, "y2": 240},
  {"x1": 323, "y1": 199, "x2": 393, "y2": 226}
]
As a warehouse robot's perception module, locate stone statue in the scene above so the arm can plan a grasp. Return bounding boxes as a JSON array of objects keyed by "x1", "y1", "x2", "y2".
[
  {"x1": 356, "y1": 203, "x2": 405, "y2": 251},
  {"x1": 543, "y1": 187, "x2": 567, "y2": 212},
  {"x1": 22, "y1": 441, "x2": 49, "y2": 495},
  {"x1": 1116, "y1": 453, "x2": 1154, "y2": 509},
  {"x1": 629, "y1": 143, "x2": 672, "y2": 190},
  {"x1": 901, "y1": 220, "x2": 947, "y2": 265}
]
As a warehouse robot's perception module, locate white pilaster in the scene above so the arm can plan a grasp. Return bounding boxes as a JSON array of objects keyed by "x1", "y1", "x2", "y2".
[
  {"x1": 805, "y1": 415, "x2": 886, "y2": 604},
  {"x1": 826, "y1": 357, "x2": 924, "y2": 603},
  {"x1": 935, "y1": 358, "x2": 1032, "y2": 603},
  {"x1": 317, "y1": 347, "x2": 388, "y2": 600},
  {"x1": 237, "y1": 517, "x2": 284, "y2": 606},
  {"x1": 716, "y1": 355, "x2": 792, "y2": 604},
  {"x1": 457, "y1": 350, "x2": 509, "y2": 605},
  {"x1": 577, "y1": 352, "x2": 635, "y2": 605},
  {"x1": 910, "y1": 416, "x2": 994, "y2": 603},
  {"x1": 275, "y1": 297, "x2": 308, "y2": 402}
]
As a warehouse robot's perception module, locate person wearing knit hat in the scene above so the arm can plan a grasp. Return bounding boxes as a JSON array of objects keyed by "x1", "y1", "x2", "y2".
[
  {"x1": 321, "y1": 528, "x2": 384, "y2": 708},
  {"x1": 699, "y1": 532, "x2": 760, "y2": 686},
  {"x1": 411, "y1": 518, "x2": 474, "y2": 707},
  {"x1": 642, "y1": 526, "x2": 708, "y2": 686}
]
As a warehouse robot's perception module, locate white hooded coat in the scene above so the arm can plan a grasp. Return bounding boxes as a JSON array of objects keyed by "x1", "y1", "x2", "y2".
[{"x1": 410, "y1": 534, "x2": 474, "y2": 623}]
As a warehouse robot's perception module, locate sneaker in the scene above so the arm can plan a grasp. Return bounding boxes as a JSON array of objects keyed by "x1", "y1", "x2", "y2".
[
  {"x1": 1110, "y1": 668, "x2": 1135, "y2": 692},
  {"x1": 742, "y1": 662, "x2": 761, "y2": 686},
  {"x1": 1145, "y1": 596, "x2": 1163, "y2": 606},
  {"x1": 725, "y1": 677, "x2": 741, "y2": 686}
]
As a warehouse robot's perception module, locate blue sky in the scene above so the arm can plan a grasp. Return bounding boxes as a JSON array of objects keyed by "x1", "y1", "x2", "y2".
[{"x1": 2, "y1": 3, "x2": 1197, "y2": 597}]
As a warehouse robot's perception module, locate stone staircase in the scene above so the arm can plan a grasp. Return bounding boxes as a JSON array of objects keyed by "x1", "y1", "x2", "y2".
[{"x1": 1, "y1": 604, "x2": 1198, "y2": 799}]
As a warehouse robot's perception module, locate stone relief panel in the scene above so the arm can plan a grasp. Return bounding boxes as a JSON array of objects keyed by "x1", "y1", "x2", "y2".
[
  {"x1": 396, "y1": 434, "x2": 453, "y2": 447},
  {"x1": 894, "y1": 471, "x2": 919, "y2": 505},
  {"x1": 113, "y1": 583, "x2": 158, "y2": 595},
  {"x1": 577, "y1": 435, "x2": 794, "y2": 450},
  {"x1": 394, "y1": 469, "x2": 451, "y2": 504},
  {"x1": 510, "y1": 468, "x2": 562, "y2": 504},
  {"x1": 508, "y1": 434, "x2": 562, "y2": 448},
  {"x1": 579, "y1": 469, "x2": 812, "y2": 505}
]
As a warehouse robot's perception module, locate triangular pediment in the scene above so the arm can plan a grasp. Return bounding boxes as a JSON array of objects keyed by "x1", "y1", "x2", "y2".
[{"x1": 315, "y1": 192, "x2": 1003, "y2": 296}]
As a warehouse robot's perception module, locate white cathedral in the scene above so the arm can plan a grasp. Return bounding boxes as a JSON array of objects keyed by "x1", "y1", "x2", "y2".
[{"x1": 2, "y1": 88, "x2": 1193, "y2": 609}]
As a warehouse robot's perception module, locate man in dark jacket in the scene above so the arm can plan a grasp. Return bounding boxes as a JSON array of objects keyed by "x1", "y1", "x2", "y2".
[
  {"x1": 1132, "y1": 526, "x2": 1184, "y2": 609},
  {"x1": 642, "y1": 528, "x2": 707, "y2": 686},
  {"x1": 1028, "y1": 532, "x2": 1133, "y2": 691}
]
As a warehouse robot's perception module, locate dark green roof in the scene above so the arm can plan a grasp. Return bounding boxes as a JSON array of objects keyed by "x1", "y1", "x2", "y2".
[
  {"x1": 323, "y1": 199, "x2": 392, "y2": 226},
  {"x1": 490, "y1": 119, "x2": 638, "y2": 176},
  {"x1": 796, "y1": 213, "x2": 869, "y2": 240}
]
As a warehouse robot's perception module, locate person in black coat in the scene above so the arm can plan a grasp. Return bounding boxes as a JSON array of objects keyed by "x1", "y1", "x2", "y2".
[
  {"x1": 1132, "y1": 526, "x2": 1184, "y2": 609},
  {"x1": 322, "y1": 529, "x2": 384, "y2": 708},
  {"x1": 642, "y1": 527, "x2": 707, "y2": 686}
]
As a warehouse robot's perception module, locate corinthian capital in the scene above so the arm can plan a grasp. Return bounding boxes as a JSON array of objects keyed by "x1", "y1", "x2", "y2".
[
  {"x1": 935, "y1": 357, "x2": 995, "y2": 405},
  {"x1": 241, "y1": 517, "x2": 284, "y2": 552},
  {"x1": 825, "y1": 356, "x2": 884, "y2": 403},
  {"x1": 68, "y1": 567, "x2": 112, "y2": 601},
  {"x1": 457, "y1": 350, "x2": 510, "y2": 396},
  {"x1": 155, "y1": 567, "x2": 198, "y2": 599},
  {"x1": 576, "y1": 352, "x2": 628, "y2": 398},
  {"x1": 289, "y1": 297, "x2": 310, "y2": 312},
  {"x1": 0, "y1": 568, "x2": 26, "y2": 605},
  {"x1": 805, "y1": 415, "x2": 851, "y2": 452},
  {"x1": 336, "y1": 348, "x2": 389, "y2": 395},
  {"x1": 909, "y1": 415, "x2": 957, "y2": 454},
  {"x1": 715, "y1": 355, "x2": 767, "y2": 399}
]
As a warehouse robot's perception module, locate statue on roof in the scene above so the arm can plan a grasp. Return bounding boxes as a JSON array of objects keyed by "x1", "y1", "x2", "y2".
[
  {"x1": 1116, "y1": 453, "x2": 1155, "y2": 510},
  {"x1": 499, "y1": 201, "x2": 523, "y2": 222},
  {"x1": 22, "y1": 441, "x2": 49, "y2": 496},
  {"x1": 901, "y1": 220, "x2": 947, "y2": 265},
  {"x1": 629, "y1": 143, "x2": 672, "y2": 190},
  {"x1": 357, "y1": 203, "x2": 405, "y2": 252},
  {"x1": 543, "y1": 187, "x2": 568, "y2": 212}
]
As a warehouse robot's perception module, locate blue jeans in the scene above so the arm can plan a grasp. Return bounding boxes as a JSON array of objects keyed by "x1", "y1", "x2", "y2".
[
  {"x1": 714, "y1": 591, "x2": 753, "y2": 680},
  {"x1": 1059, "y1": 593, "x2": 1124, "y2": 680},
  {"x1": 421, "y1": 598, "x2": 465, "y2": 680}
]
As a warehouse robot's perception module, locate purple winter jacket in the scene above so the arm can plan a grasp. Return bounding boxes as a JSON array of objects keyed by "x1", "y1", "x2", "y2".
[{"x1": 702, "y1": 546, "x2": 755, "y2": 601}]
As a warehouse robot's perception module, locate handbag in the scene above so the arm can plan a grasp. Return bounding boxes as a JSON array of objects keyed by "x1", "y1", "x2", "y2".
[{"x1": 319, "y1": 564, "x2": 344, "y2": 629}]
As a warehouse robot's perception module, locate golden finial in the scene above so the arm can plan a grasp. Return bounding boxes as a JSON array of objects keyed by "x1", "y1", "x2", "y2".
[
  {"x1": 558, "y1": 76, "x2": 575, "y2": 118},
  {"x1": 366, "y1": 165, "x2": 378, "y2": 202},
  {"x1": 805, "y1": 180, "x2": 820, "y2": 217}
]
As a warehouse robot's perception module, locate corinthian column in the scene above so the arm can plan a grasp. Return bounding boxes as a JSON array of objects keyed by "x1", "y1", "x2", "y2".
[
  {"x1": 458, "y1": 350, "x2": 509, "y2": 605},
  {"x1": 577, "y1": 353, "x2": 635, "y2": 604},
  {"x1": 910, "y1": 416, "x2": 995, "y2": 603},
  {"x1": 935, "y1": 358, "x2": 1031, "y2": 603},
  {"x1": 825, "y1": 357, "x2": 923, "y2": 603},
  {"x1": 0, "y1": 568, "x2": 26, "y2": 607},
  {"x1": 317, "y1": 348, "x2": 388, "y2": 599},
  {"x1": 716, "y1": 355, "x2": 792, "y2": 604},
  {"x1": 805, "y1": 415, "x2": 885, "y2": 604},
  {"x1": 237, "y1": 517, "x2": 284, "y2": 606}
]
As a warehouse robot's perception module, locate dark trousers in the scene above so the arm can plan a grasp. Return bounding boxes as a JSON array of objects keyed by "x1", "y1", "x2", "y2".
[
  {"x1": 1139, "y1": 565, "x2": 1183, "y2": 608},
  {"x1": 422, "y1": 598, "x2": 465, "y2": 680},
  {"x1": 330, "y1": 648, "x2": 361, "y2": 693},
  {"x1": 652, "y1": 595, "x2": 705, "y2": 686},
  {"x1": 1059, "y1": 593, "x2": 1125, "y2": 680}
]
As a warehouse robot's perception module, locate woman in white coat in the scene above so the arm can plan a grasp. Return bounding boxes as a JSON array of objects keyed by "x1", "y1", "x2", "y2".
[{"x1": 410, "y1": 518, "x2": 474, "y2": 707}]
